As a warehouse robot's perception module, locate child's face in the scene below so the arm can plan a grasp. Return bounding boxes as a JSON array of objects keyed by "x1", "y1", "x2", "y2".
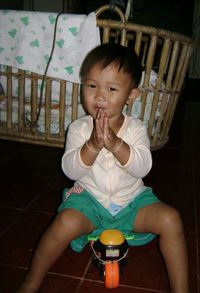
[{"x1": 82, "y1": 62, "x2": 134, "y2": 120}]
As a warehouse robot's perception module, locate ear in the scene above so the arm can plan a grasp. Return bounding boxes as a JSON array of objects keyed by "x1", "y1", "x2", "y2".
[{"x1": 126, "y1": 88, "x2": 141, "y2": 105}]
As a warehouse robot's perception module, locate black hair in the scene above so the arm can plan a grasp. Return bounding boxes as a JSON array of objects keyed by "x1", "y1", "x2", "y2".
[{"x1": 80, "y1": 43, "x2": 142, "y2": 87}]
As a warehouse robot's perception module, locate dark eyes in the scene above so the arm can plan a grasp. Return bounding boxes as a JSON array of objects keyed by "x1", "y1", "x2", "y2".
[
  {"x1": 109, "y1": 87, "x2": 117, "y2": 91},
  {"x1": 85, "y1": 83, "x2": 96, "y2": 88},
  {"x1": 84, "y1": 83, "x2": 118, "y2": 92}
]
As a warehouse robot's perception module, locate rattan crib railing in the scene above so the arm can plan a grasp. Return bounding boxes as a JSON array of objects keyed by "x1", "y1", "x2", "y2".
[{"x1": 0, "y1": 5, "x2": 193, "y2": 150}]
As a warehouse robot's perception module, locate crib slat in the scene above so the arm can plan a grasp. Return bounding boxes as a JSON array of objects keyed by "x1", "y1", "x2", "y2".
[
  {"x1": 71, "y1": 83, "x2": 79, "y2": 121},
  {"x1": 120, "y1": 28, "x2": 127, "y2": 45},
  {"x1": 158, "y1": 41, "x2": 180, "y2": 142},
  {"x1": 173, "y1": 44, "x2": 192, "y2": 91},
  {"x1": 134, "y1": 31, "x2": 142, "y2": 56},
  {"x1": 162, "y1": 44, "x2": 193, "y2": 140},
  {"x1": 30, "y1": 72, "x2": 39, "y2": 132},
  {"x1": 166, "y1": 41, "x2": 180, "y2": 87},
  {"x1": 45, "y1": 79, "x2": 52, "y2": 137},
  {"x1": 6, "y1": 66, "x2": 13, "y2": 129},
  {"x1": 18, "y1": 69, "x2": 25, "y2": 131},
  {"x1": 59, "y1": 81, "x2": 66, "y2": 137},
  {"x1": 141, "y1": 34, "x2": 157, "y2": 123},
  {"x1": 150, "y1": 38, "x2": 171, "y2": 145},
  {"x1": 102, "y1": 26, "x2": 110, "y2": 43}
]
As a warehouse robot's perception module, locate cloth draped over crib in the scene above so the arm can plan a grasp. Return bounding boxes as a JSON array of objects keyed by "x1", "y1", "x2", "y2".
[{"x1": 0, "y1": 10, "x2": 100, "y2": 83}]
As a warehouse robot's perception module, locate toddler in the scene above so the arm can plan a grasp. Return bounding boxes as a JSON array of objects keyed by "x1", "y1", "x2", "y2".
[{"x1": 17, "y1": 43, "x2": 189, "y2": 293}]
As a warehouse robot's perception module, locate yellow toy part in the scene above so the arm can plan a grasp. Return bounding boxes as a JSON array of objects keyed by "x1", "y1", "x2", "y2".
[{"x1": 99, "y1": 229, "x2": 125, "y2": 245}]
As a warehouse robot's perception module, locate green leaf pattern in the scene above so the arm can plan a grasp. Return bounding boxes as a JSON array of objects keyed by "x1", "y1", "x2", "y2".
[
  {"x1": 15, "y1": 56, "x2": 24, "y2": 64},
  {"x1": 30, "y1": 39, "x2": 40, "y2": 47},
  {"x1": 0, "y1": 10, "x2": 100, "y2": 83},
  {"x1": 20, "y1": 16, "x2": 29, "y2": 25},
  {"x1": 56, "y1": 39, "x2": 64, "y2": 48},
  {"x1": 65, "y1": 66, "x2": 74, "y2": 75},
  {"x1": 8, "y1": 29, "x2": 17, "y2": 38}
]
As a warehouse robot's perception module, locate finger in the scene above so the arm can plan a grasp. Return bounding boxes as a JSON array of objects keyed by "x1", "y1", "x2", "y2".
[
  {"x1": 95, "y1": 108, "x2": 102, "y2": 129},
  {"x1": 96, "y1": 112, "x2": 106, "y2": 141},
  {"x1": 95, "y1": 119, "x2": 103, "y2": 139},
  {"x1": 99, "y1": 108, "x2": 105, "y2": 129},
  {"x1": 96, "y1": 108, "x2": 101, "y2": 121},
  {"x1": 103, "y1": 115, "x2": 109, "y2": 137}
]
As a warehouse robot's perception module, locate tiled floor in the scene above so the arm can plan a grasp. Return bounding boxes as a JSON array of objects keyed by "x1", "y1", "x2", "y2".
[{"x1": 0, "y1": 98, "x2": 200, "y2": 292}]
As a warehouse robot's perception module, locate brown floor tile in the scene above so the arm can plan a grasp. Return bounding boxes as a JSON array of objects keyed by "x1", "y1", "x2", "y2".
[
  {"x1": 39, "y1": 274, "x2": 84, "y2": 293},
  {"x1": 0, "y1": 211, "x2": 52, "y2": 267},
  {"x1": 186, "y1": 235, "x2": 200, "y2": 293},
  {"x1": 77, "y1": 279, "x2": 165, "y2": 293},
  {"x1": 0, "y1": 264, "x2": 83, "y2": 293},
  {"x1": 151, "y1": 147, "x2": 193, "y2": 169},
  {"x1": 0, "y1": 148, "x2": 62, "y2": 177},
  {"x1": 0, "y1": 206, "x2": 22, "y2": 235},
  {"x1": 0, "y1": 173, "x2": 53, "y2": 209},
  {"x1": 0, "y1": 264, "x2": 28, "y2": 293},
  {"x1": 49, "y1": 246, "x2": 91, "y2": 277},
  {"x1": 28, "y1": 176, "x2": 73, "y2": 213}
]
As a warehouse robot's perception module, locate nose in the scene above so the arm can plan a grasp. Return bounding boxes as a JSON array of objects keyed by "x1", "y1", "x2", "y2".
[{"x1": 95, "y1": 88, "x2": 105, "y2": 102}]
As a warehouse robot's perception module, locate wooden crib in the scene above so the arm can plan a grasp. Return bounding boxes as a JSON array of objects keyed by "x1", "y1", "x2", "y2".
[{"x1": 0, "y1": 5, "x2": 193, "y2": 150}]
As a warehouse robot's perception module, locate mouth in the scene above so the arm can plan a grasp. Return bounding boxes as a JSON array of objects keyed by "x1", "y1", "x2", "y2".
[
  {"x1": 94, "y1": 107, "x2": 107, "y2": 116},
  {"x1": 94, "y1": 104, "x2": 107, "y2": 111}
]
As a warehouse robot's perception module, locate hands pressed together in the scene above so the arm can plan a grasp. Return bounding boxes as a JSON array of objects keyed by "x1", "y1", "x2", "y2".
[
  {"x1": 88, "y1": 108, "x2": 122, "y2": 154},
  {"x1": 81, "y1": 108, "x2": 130, "y2": 166}
]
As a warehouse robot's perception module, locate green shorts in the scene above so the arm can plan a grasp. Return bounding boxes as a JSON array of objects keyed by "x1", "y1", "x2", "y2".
[{"x1": 58, "y1": 187, "x2": 161, "y2": 252}]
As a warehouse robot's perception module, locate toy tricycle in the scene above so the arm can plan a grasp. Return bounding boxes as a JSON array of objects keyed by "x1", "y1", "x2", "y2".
[{"x1": 88, "y1": 229, "x2": 135, "y2": 288}]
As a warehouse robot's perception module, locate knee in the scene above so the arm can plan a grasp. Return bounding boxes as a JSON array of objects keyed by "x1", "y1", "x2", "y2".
[
  {"x1": 56, "y1": 209, "x2": 79, "y2": 229},
  {"x1": 159, "y1": 206, "x2": 183, "y2": 233},
  {"x1": 49, "y1": 210, "x2": 70, "y2": 235},
  {"x1": 55, "y1": 209, "x2": 94, "y2": 234}
]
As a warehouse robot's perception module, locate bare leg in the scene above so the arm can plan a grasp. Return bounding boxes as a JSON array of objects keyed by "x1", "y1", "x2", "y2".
[
  {"x1": 134, "y1": 203, "x2": 189, "y2": 293},
  {"x1": 17, "y1": 209, "x2": 95, "y2": 293}
]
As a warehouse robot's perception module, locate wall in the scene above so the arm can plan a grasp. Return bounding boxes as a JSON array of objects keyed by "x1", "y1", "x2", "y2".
[
  {"x1": 23, "y1": 0, "x2": 64, "y2": 12},
  {"x1": 0, "y1": 0, "x2": 24, "y2": 10}
]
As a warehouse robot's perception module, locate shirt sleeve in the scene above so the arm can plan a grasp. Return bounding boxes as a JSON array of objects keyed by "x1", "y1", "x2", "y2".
[
  {"x1": 61, "y1": 118, "x2": 92, "y2": 180},
  {"x1": 116, "y1": 119, "x2": 152, "y2": 178}
]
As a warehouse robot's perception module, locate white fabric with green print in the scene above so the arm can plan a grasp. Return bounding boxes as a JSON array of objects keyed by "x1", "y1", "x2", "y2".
[{"x1": 0, "y1": 10, "x2": 100, "y2": 83}]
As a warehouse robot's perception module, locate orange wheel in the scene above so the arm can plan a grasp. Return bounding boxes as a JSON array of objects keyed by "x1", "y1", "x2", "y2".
[{"x1": 105, "y1": 261, "x2": 119, "y2": 288}]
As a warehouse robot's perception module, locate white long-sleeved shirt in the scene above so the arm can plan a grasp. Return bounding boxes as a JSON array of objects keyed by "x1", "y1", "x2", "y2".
[{"x1": 62, "y1": 115, "x2": 152, "y2": 209}]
